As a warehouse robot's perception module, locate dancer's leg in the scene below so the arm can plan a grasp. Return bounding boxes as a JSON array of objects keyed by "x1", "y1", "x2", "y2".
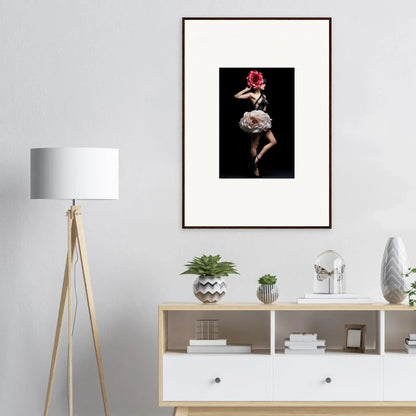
[
  {"x1": 250, "y1": 133, "x2": 261, "y2": 177},
  {"x1": 251, "y1": 133, "x2": 260, "y2": 158},
  {"x1": 257, "y1": 130, "x2": 277, "y2": 161}
]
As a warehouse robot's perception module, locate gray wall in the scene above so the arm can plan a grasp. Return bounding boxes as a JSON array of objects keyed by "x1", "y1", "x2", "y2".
[{"x1": 1, "y1": 0, "x2": 416, "y2": 415}]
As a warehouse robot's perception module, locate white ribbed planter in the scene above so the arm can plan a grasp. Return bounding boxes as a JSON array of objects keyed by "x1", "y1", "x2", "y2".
[{"x1": 256, "y1": 284, "x2": 279, "y2": 304}]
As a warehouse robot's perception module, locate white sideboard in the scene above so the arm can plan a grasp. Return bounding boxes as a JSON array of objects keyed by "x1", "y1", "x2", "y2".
[{"x1": 159, "y1": 303, "x2": 416, "y2": 416}]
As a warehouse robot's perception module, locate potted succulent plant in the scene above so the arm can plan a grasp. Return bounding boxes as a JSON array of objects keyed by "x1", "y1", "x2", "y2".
[
  {"x1": 257, "y1": 274, "x2": 279, "y2": 304},
  {"x1": 181, "y1": 254, "x2": 238, "y2": 303}
]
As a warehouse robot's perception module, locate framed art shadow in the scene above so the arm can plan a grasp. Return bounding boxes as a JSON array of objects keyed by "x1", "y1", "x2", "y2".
[{"x1": 182, "y1": 18, "x2": 332, "y2": 228}]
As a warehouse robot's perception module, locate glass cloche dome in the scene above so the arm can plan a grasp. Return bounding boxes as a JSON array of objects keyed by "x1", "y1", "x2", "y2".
[{"x1": 314, "y1": 250, "x2": 346, "y2": 294}]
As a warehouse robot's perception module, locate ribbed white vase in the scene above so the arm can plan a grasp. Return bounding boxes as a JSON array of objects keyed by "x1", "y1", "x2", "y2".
[
  {"x1": 381, "y1": 237, "x2": 409, "y2": 304},
  {"x1": 256, "y1": 284, "x2": 279, "y2": 304}
]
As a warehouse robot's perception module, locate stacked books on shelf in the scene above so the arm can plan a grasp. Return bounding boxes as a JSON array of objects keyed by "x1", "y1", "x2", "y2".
[
  {"x1": 405, "y1": 334, "x2": 416, "y2": 354},
  {"x1": 297, "y1": 293, "x2": 373, "y2": 304},
  {"x1": 187, "y1": 339, "x2": 251, "y2": 354},
  {"x1": 284, "y1": 332, "x2": 326, "y2": 354}
]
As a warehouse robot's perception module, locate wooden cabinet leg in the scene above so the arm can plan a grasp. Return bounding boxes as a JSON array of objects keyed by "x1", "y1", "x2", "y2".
[{"x1": 173, "y1": 407, "x2": 189, "y2": 416}]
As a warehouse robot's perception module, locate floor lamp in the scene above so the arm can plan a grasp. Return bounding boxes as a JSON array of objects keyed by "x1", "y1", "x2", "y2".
[{"x1": 30, "y1": 147, "x2": 119, "y2": 416}]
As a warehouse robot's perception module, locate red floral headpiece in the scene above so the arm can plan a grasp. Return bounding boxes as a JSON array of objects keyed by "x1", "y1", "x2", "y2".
[{"x1": 246, "y1": 70, "x2": 264, "y2": 89}]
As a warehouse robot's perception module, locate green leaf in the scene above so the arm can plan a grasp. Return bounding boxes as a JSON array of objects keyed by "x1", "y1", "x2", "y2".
[
  {"x1": 258, "y1": 274, "x2": 277, "y2": 285},
  {"x1": 180, "y1": 254, "x2": 238, "y2": 277}
]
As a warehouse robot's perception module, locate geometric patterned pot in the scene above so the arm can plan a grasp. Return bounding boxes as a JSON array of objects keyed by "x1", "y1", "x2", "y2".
[
  {"x1": 193, "y1": 276, "x2": 226, "y2": 304},
  {"x1": 256, "y1": 284, "x2": 279, "y2": 304},
  {"x1": 381, "y1": 237, "x2": 409, "y2": 304}
]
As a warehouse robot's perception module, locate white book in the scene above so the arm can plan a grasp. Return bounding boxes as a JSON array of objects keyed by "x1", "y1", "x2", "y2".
[
  {"x1": 297, "y1": 297, "x2": 373, "y2": 304},
  {"x1": 284, "y1": 347, "x2": 325, "y2": 354},
  {"x1": 286, "y1": 345, "x2": 319, "y2": 350},
  {"x1": 408, "y1": 334, "x2": 416, "y2": 341},
  {"x1": 405, "y1": 338, "x2": 416, "y2": 346},
  {"x1": 304, "y1": 293, "x2": 361, "y2": 299},
  {"x1": 187, "y1": 345, "x2": 251, "y2": 354},
  {"x1": 405, "y1": 345, "x2": 416, "y2": 354},
  {"x1": 189, "y1": 339, "x2": 227, "y2": 346},
  {"x1": 285, "y1": 339, "x2": 325, "y2": 348},
  {"x1": 289, "y1": 332, "x2": 317, "y2": 342}
]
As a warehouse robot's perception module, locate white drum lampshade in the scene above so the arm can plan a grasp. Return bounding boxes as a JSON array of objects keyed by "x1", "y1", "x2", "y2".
[{"x1": 30, "y1": 147, "x2": 119, "y2": 200}]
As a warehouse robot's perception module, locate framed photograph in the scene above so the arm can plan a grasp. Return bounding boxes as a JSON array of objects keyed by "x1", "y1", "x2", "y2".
[
  {"x1": 343, "y1": 324, "x2": 366, "y2": 353},
  {"x1": 182, "y1": 18, "x2": 331, "y2": 228}
]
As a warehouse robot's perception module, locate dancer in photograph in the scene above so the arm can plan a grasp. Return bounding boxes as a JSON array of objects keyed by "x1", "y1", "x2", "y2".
[{"x1": 234, "y1": 70, "x2": 277, "y2": 177}]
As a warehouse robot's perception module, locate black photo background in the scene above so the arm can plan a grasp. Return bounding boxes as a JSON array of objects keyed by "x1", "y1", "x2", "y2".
[{"x1": 219, "y1": 67, "x2": 295, "y2": 178}]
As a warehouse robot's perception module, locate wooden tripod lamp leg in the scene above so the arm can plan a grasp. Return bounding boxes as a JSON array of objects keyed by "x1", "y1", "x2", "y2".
[
  {"x1": 67, "y1": 211, "x2": 74, "y2": 416},
  {"x1": 43, "y1": 217, "x2": 77, "y2": 416},
  {"x1": 74, "y1": 207, "x2": 110, "y2": 416}
]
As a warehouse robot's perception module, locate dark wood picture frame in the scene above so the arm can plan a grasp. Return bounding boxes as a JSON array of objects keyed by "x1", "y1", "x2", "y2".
[
  {"x1": 343, "y1": 324, "x2": 366, "y2": 353},
  {"x1": 182, "y1": 17, "x2": 332, "y2": 229}
]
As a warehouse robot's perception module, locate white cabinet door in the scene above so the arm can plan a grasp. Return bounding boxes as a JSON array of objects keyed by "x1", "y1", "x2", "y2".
[
  {"x1": 163, "y1": 354, "x2": 273, "y2": 401},
  {"x1": 274, "y1": 354, "x2": 383, "y2": 401},
  {"x1": 384, "y1": 354, "x2": 416, "y2": 401}
]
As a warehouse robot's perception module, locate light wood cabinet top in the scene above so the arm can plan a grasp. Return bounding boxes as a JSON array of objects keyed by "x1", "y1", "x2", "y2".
[{"x1": 159, "y1": 302, "x2": 415, "y2": 311}]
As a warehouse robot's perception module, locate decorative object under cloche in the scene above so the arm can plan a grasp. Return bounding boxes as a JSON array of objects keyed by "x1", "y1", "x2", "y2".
[
  {"x1": 256, "y1": 274, "x2": 279, "y2": 304},
  {"x1": 381, "y1": 237, "x2": 408, "y2": 304},
  {"x1": 314, "y1": 250, "x2": 345, "y2": 294},
  {"x1": 181, "y1": 254, "x2": 238, "y2": 303}
]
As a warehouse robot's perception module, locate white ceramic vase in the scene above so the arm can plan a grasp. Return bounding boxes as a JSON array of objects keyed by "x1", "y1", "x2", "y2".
[{"x1": 381, "y1": 237, "x2": 409, "y2": 304}]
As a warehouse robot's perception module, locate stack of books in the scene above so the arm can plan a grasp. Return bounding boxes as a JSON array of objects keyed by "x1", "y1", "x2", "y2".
[
  {"x1": 297, "y1": 293, "x2": 373, "y2": 304},
  {"x1": 284, "y1": 332, "x2": 326, "y2": 354},
  {"x1": 405, "y1": 334, "x2": 416, "y2": 354},
  {"x1": 186, "y1": 339, "x2": 251, "y2": 354}
]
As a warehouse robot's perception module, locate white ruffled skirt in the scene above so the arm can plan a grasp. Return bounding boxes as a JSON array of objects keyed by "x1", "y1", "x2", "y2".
[{"x1": 239, "y1": 110, "x2": 272, "y2": 133}]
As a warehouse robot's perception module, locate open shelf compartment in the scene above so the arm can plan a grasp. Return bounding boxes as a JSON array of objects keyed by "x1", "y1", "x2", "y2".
[
  {"x1": 274, "y1": 310, "x2": 382, "y2": 355},
  {"x1": 384, "y1": 309, "x2": 416, "y2": 354},
  {"x1": 164, "y1": 310, "x2": 271, "y2": 355}
]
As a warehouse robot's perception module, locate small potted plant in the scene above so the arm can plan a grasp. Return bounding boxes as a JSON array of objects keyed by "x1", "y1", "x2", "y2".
[
  {"x1": 181, "y1": 254, "x2": 238, "y2": 303},
  {"x1": 257, "y1": 274, "x2": 279, "y2": 304}
]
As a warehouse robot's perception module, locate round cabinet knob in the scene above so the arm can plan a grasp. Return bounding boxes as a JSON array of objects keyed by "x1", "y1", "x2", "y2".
[
  {"x1": 325, "y1": 377, "x2": 332, "y2": 384},
  {"x1": 214, "y1": 377, "x2": 221, "y2": 384}
]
